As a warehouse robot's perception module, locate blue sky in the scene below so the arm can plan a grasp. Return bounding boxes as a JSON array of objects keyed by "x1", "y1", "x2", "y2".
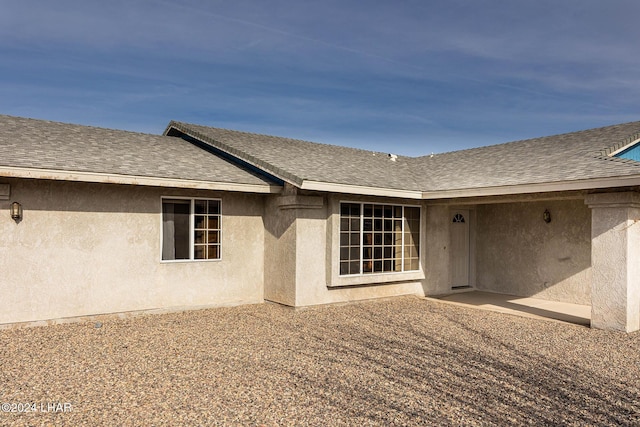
[{"x1": 1, "y1": 0, "x2": 639, "y2": 156}]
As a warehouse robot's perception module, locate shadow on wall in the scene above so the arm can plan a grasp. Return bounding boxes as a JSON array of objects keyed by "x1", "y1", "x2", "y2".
[
  {"x1": 1, "y1": 178, "x2": 266, "y2": 216},
  {"x1": 474, "y1": 199, "x2": 592, "y2": 304}
]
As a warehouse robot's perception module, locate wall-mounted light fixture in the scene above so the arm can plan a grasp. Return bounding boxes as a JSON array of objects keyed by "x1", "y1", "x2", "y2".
[
  {"x1": 10, "y1": 201, "x2": 22, "y2": 222},
  {"x1": 543, "y1": 209, "x2": 551, "y2": 224}
]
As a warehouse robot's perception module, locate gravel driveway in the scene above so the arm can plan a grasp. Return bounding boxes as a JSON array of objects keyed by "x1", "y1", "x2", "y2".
[{"x1": 1, "y1": 296, "x2": 638, "y2": 426}]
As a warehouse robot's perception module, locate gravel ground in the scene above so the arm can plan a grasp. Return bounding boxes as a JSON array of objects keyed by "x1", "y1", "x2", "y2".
[{"x1": 0, "y1": 296, "x2": 639, "y2": 426}]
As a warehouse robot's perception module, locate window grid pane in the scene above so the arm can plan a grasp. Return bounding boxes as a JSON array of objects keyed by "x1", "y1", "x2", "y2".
[
  {"x1": 339, "y1": 203, "x2": 362, "y2": 274},
  {"x1": 194, "y1": 199, "x2": 221, "y2": 260},
  {"x1": 339, "y1": 202, "x2": 420, "y2": 276},
  {"x1": 163, "y1": 198, "x2": 221, "y2": 261}
]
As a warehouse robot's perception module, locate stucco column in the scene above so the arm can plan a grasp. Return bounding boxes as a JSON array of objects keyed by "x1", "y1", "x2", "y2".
[
  {"x1": 263, "y1": 192, "x2": 325, "y2": 307},
  {"x1": 423, "y1": 205, "x2": 451, "y2": 295},
  {"x1": 585, "y1": 192, "x2": 640, "y2": 332}
]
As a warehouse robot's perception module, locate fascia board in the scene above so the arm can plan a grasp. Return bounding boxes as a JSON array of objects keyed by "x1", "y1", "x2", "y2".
[
  {"x1": 421, "y1": 175, "x2": 640, "y2": 199},
  {"x1": 300, "y1": 180, "x2": 423, "y2": 199},
  {"x1": 0, "y1": 166, "x2": 281, "y2": 194}
]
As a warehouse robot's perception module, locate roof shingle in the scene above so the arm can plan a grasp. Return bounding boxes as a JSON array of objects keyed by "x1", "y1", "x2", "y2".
[
  {"x1": 4, "y1": 114, "x2": 640, "y2": 197},
  {"x1": 168, "y1": 120, "x2": 640, "y2": 195},
  {"x1": 409, "y1": 121, "x2": 640, "y2": 192},
  {"x1": 166, "y1": 121, "x2": 423, "y2": 191},
  {"x1": 0, "y1": 115, "x2": 275, "y2": 188}
]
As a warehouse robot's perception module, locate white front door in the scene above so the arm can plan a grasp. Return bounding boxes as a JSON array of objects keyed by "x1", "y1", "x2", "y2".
[{"x1": 450, "y1": 210, "x2": 470, "y2": 288}]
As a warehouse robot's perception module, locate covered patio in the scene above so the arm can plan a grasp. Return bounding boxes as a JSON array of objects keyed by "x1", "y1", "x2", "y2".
[
  {"x1": 424, "y1": 190, "x2": 640, "y2": 332},
  {"x1": 431, "y1": 290, "x2": 591, "y2": 326}
]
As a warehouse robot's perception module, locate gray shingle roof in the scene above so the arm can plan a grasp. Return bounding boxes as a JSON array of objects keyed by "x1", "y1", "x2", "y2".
[
  {"x1": 409, "y1": 121, "x2": 640, "y2": 192},
  {"x1": 0, "y1": 115, "x2": 275, "y2": 188},
  {"x1": 166, "y1": 121, "x2": 423, "y2": 191},
  {"x1": 168, "y1": 120, "x2": 640, "y2": 195},
  {"x1": 4, "y1": 114, "x2": 640, "y2": 197}
]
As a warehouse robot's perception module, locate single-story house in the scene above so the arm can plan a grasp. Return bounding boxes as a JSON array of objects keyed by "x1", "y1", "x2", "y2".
[{"x1": 2, "y1": 114, "x2": 640, "y2": 331}]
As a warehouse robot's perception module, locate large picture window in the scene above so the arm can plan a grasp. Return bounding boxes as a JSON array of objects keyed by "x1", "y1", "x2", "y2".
[
  {"x1": 339, "y1": 202, "x2": 420, "y2": 276},
  {"x1": 162, "y1": 198, "x2": 221, "y2": 261}
]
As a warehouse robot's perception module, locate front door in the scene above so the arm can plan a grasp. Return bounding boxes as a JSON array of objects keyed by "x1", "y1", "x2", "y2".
[{"x1": 450, "y1": 210, "x2": 470, "y2": 288}]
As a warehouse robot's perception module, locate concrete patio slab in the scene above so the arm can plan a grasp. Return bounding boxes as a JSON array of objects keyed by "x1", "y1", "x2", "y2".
[{"x1": 429, "y1": 290, "x2": 591, "y2": 326}]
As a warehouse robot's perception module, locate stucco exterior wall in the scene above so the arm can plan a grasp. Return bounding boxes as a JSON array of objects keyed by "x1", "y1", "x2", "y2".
[
  {"x1": 587, "y1": 192, "x2": 640, "y2": 332},
  {"x1": 263, "y1": 196, "x2": 297, "y2": 306},
  {"x1": 422, "y1": 205, "x2": 452, "y2": 295},
  {"x1": 0, "y1": 179, "x2": 265, "y2": 325},
  {"x1": 292, "y1": 201, "x2": 330, "y2": 306},
  {"x1": 475, "y1": 199, "x2": 591, "y2": 304},
  {"x1": 282, "y1": 193, "x2": 426, "y2": 307}
]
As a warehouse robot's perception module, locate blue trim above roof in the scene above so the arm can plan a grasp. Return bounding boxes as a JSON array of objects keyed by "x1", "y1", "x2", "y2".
[{"x1": 615, "y1": 143, "x2": 640, "y2": 162}]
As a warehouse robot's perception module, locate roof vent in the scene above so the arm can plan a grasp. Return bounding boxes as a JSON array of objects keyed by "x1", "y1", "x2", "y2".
[{"x1": 388, "y1": 153, "x2": 398, "y2": 162}]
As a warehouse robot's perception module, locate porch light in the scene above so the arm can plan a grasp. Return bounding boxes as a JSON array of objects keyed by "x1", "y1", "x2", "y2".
[
  {"x1": 543, "y1": 209, "x2": 551, "y2": 223},
  {"x1": 10, "y1": 201, "x2": 22, "y2": 222}
]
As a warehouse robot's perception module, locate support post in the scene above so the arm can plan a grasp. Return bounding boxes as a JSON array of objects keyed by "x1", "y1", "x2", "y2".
[{"x1": 586, "y1": 192, "x2": 640, "y2": 332}]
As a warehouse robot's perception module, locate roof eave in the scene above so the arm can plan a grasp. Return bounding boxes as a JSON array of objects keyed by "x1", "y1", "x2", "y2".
[
  {"x1": 421, "y1": 175, "x2": 640, "y2": 200},
  {"x1": 0, "y1": 166, "x2": 281, "y2": 194},
  {"x1": 300, "y1": 180, "x2": 423, "y2": 199}
]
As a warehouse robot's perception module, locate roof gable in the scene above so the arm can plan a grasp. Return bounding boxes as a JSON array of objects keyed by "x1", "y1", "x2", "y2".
[
  {"x1": 615, "y1": 142, "x2": 640, "y2": 162},
  {"x1": 598, "y1": 133, "x2": 640, "y2": 164},
  {"x1": 165, "y1": 121, "x2": 424, "y2": 197}
]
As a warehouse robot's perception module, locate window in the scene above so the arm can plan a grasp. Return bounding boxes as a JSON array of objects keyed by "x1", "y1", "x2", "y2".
[
  {"x1": 339, "y1": 202, "x2": 420, "y2": 275},
  {"x1": 162, "y1": 198, "x2": 221, "y2": 261},
  {"x1": 452, "y1": 213, "x2": 465, "y2": 223}
]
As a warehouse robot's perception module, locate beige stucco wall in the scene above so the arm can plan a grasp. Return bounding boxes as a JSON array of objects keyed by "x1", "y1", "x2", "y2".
[
  {"x1": 0, "y1": 178, "x2": 265, "y2": 325},
  {"x1": 3, "y1": 176, "x2": 603, "y2": 325},
  {"x1": 263, "y1": 192, "x2": 426, "y2": 307},
  {"x1": 587, "y1": 192, "x2": 640, "y2": 332},
  {"x1": 263, "y1": 196, "x2": 297, "y2": 305},
  {"x1": 422, "y1": 204, "x2": 452, "y2": 295},
  {"x1": 475, "y1": 199, "x2": 591, "y2": 304}
]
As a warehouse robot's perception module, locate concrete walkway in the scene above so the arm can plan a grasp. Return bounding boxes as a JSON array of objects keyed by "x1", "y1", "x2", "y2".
[{"x1": 430, "y1": 290, "x2": 591, "y2": 326}]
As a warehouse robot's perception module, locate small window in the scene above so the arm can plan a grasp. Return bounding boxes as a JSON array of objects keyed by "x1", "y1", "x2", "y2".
[
  {"x1": 162, "y1": 198, "x2": 221, "y2": 261},
  {"x1": 452, "y1": 213, "x2": 465, "y2": 223}
]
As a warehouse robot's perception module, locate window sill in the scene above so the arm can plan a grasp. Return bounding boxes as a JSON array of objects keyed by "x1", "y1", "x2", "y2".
[{"x1": 329, "y1": 270, "x2": 425, "y2": 288}]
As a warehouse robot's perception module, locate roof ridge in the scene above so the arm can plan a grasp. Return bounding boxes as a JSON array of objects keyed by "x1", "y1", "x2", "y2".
[
  {"x1": 167, "y1": 120, "x2": 412, "y2": 159},
  {"x1": 166, "y1": 121, "x2": 304, "y2": 186}
]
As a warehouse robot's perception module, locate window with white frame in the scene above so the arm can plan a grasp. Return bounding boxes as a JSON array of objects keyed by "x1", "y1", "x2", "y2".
[
  {"x1": 162, "y1": 198, "x2": 221, "y2": 261},
  {"x1": 339, "y1": 202, "x2": 420, "y2": 275}
]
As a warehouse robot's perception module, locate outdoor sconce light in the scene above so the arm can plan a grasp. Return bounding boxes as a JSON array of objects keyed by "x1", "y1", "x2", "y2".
[
  {"x1": 543, "y1": 209, "x2": 551, "y2": 224},
  {"x1": 10, "y1": 201, "x2": 22, "y2": 222}
]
